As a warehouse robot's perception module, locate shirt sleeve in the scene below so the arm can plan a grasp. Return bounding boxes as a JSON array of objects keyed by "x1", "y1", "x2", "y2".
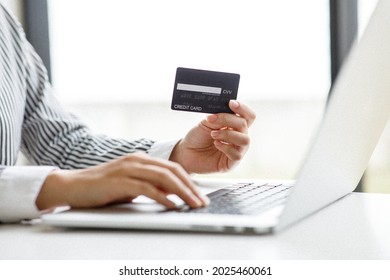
[
  {"x1": 0, "y1": 166, "x2": 56, "y2": 223},
  {"x1": 148, "y1": 140, "x2": 179, "y2": 160},
  {"x1": 0, "y1": 139, "x2": 178, "y2": 223}
]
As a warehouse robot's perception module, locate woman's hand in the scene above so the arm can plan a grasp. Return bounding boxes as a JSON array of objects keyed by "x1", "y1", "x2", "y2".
[
  {"x1": 36, "y1": 153, "x2": 209, "y2": 211},
  {"x1": 170, "y1": 100, "x2": 256, "y2": 173}
]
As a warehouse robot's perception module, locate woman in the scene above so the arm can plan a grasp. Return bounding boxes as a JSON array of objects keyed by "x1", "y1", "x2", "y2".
[{"x1": 0, "y1": 4, "x2": 255, "y2": 223}]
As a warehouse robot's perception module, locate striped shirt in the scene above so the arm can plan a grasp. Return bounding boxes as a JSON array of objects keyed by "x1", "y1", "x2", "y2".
[{"x1": 0, "y1": 4, "x2": 175, "y2": 222}]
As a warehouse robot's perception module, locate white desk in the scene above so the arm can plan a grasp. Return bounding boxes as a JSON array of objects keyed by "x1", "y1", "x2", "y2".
[{"x1": 1, "y1": 192, "x2": 390, "y2": 260}]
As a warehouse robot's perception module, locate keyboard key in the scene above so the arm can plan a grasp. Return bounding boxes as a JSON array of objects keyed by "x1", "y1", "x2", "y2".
[{"x1": 186, "y1": 183, "x2": 292, "y2": 215}]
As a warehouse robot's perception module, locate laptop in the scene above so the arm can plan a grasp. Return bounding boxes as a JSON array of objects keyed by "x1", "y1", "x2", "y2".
[{"x1": 42, "y1": 0, "x2": 390, "y2": 234}]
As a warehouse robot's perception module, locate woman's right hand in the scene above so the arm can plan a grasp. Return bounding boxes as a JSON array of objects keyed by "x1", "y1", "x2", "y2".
[{"x1": 35, "y1": 153, "x2": 209, "y2": 211}]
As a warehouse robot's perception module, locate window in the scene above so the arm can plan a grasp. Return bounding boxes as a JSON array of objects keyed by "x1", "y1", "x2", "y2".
[{"x1": 47, "y1": 0, "x2": 331, "y2": 180}]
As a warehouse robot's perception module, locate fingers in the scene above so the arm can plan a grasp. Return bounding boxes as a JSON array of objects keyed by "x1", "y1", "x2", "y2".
[
  {"x1": 211, "y1": 131, "x2": 249, "y2": 164},
  {"x1": 229, "y1": 100, "x2": 256, "y2": 127},
  {"x1": 213, "y1": 140, "x2": 246, "y2": 162},
  {"x1": 203, "y1": 113, "x2": 248, "y2": 133},
  {"x1": 200, "y1": 101, "x2": 254, "y2": 163},
  {"x1": 126, "y1": 179, "x2": 177, "y2": 209},
  {"x1": 120, "y1": 154, "x2": 209, "y2": 208},
  {"x1": 210, "y1": 129, "x2": 250, "y2": 147},
  {"x1": 201, "y1": 101, "x2": 256, "y2": 132},
  {"x1": 41, "y1": 155, "x2": 210, "y2": 211}
]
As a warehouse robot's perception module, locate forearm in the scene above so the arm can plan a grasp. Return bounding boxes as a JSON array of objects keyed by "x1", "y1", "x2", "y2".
[
  {"x1": 35, "y1": 154, "x2": 208, "y2": 212},
  {"x1": 35, "y1": 169, "x2": 75, "y2": 211}
]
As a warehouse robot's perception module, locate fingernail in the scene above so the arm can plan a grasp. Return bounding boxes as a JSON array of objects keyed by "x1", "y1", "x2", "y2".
[
  {"x1": 230, "y1": 100, "x2": 240, "y2": 109},
  {"x1": 207, "y1": 114, "x2": 218, "y2": 123},
  {"x1": 190, "y1": 195, "x2": 203, "y2": 208},
  {"x1": 202, "y1": 195, "x2": 210, "y2": 206},
  {"x1": 210, "y1": 130, "x2": 220, "y2": 138},
  {"x1": 163, "y1": 197, "x2": 177, "y2": 209},
  {"x1": 167, "y1": 201, "x2": 177, "y2": 209}
]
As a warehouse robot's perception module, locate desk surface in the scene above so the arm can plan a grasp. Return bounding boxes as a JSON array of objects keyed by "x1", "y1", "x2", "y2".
[{"x1": 1, "y1": 192, "x2": 390, "y2": 260}]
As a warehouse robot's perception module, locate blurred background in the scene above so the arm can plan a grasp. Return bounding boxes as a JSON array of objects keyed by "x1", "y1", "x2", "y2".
[{"x1": 3, "y1": 0, "x2": 389, "y2": 193}]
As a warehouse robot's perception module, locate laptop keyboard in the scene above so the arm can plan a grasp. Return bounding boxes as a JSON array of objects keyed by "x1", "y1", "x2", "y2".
[{"x1": 186, "y1": 182, "x2": 292, "y2": 215}]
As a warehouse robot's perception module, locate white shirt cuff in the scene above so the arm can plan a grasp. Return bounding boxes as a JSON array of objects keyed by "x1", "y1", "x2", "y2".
[
  {"x1": 148, "y1": 139, "x2": 180, "y2": 160},
  {"x1": 0, "y1": 166, "x2": 56, "y2": 223}
]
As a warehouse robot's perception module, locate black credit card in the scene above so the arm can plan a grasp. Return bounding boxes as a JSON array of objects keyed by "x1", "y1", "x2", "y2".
[{"x1": 171, "y1": 67, "x2": 240, "y2": 114}]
